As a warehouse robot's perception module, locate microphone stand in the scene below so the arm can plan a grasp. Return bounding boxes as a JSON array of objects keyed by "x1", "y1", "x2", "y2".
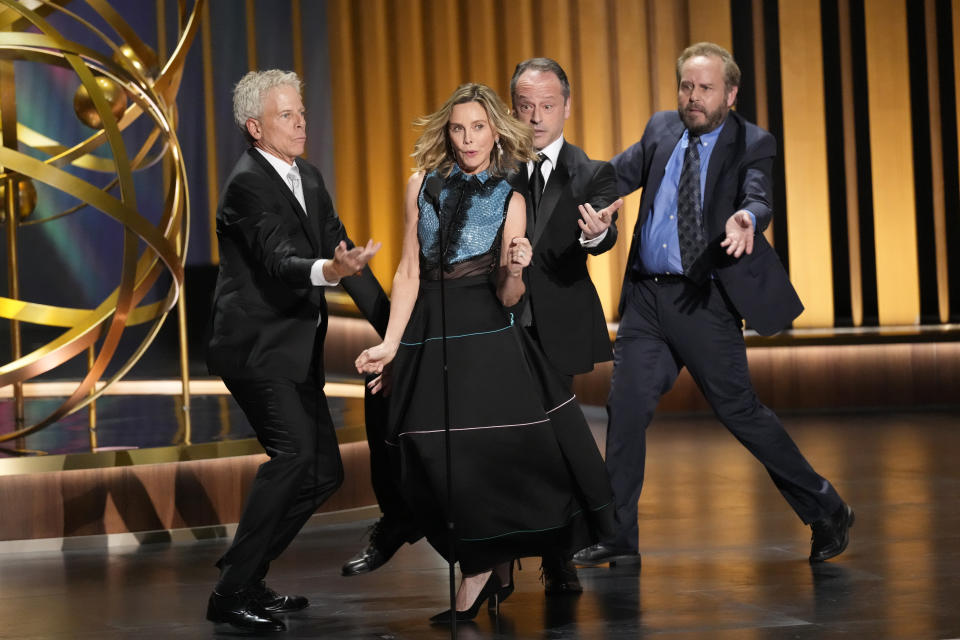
[{"x1": 436, "y1": 176, "x2": 467, "y2": 640}]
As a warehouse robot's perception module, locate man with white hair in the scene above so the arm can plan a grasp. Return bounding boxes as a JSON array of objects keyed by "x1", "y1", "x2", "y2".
[{"x1": 205, "y1": 70, "x2": 389, "y2": 633}]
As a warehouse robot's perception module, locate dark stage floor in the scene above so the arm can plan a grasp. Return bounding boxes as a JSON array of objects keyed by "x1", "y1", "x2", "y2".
[{"x1": 1, "y1": 409, "x2": 959, "y2": 639}]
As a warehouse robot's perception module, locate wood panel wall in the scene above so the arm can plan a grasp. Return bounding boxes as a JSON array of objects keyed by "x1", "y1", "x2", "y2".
[
  {"x1": 778, "y1": 1, "x2": 834, "y2": 327},
  {"x1": 322, "y1": 0, "x2": 960, "y2": 329},
  {"x1": 0, "y1": 441, "x2": 375, "y2": 542},
  {"x1": 572, "y1": 339, "x2": 960, "y2": 408},
  {"x1": 864, "y1": 0, "x2": 920, "y2": 325}
]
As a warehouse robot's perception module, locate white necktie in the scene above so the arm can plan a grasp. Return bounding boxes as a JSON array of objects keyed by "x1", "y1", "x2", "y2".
[{"x1": 287, "y1": 168, "x2": 306, "y2": 214}]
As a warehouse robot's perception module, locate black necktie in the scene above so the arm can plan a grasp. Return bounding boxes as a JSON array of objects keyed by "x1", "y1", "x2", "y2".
[
  {"x1": 677, "y1": 135, "x2": 708, "y2": 282},
  {"x1": 529, "y1": 153, "x2": 546, "y2": 215}
]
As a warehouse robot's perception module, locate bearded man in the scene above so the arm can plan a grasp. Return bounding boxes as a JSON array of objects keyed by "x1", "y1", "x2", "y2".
[{"x1": 573, "y1": 42, "x2": 853, "y2": 568}]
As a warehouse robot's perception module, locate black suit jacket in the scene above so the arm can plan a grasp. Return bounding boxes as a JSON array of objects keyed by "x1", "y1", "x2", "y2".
[
  {"x1": 612, "y1": 110, "x2": 803, "y2": 336},
  {"x1": 206, "y1": 147, "x2": 389, "y2": 381},
  {"x1": 509, "y1": 141, "x2": 619, "y2": 376}
]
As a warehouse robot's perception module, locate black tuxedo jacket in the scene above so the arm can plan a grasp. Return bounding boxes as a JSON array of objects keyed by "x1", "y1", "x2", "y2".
[
  {"x1": 509, "y1": 141, "x2": 619, "y2": 376},
  {"x1": 612, "y1": 110, "x2": 803, "y2": 336},
  {"x1": 206, "y1": 147, "x2": 389, "y2": 381}
]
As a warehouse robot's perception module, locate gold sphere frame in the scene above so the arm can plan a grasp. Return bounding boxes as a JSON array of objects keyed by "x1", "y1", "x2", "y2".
[{"x1": 0, "y1": 0, "x2": 204, "y2": 448}]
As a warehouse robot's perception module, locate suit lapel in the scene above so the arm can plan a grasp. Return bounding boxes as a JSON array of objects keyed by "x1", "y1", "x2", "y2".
[
  {"x1": 246, "y1": 150, "x2": 320, "y2": 255},
  {"x1": 248, "y1": 148, "x2": 297, "y2": 209},
  {"x1": 508, "y1": 167, "x2": 535, "y2": 241},
  {"x1": 296, "y1": 159, "x2": 324, "y2": 252},
  {"x1": 702, "y1": 114, "x2": 738, "y2": 233},
  {"x1": 533, "y1": 149, "x2": 568, "y2": 247}
]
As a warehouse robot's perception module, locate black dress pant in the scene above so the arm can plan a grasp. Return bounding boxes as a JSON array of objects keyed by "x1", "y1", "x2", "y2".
[
  {"x1": 605, "y1": 277, "x2": 845, "y2": 552},
  {"x1": 216, "y1": 370, "x2": 343, "y2": 593},
  {"x1": 364, "y1": 379, "x2": 421, "y2": 543}
]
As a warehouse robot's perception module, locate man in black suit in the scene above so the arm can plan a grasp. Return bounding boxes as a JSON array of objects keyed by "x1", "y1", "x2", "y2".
[
  {"x1": 573, "y1": 43, "x2": 854, "y2": 568},
  {"x1": 205, "y1": 70, "x2": 389, "y2": 633},
  {"x1": 508, "y1": 58, "x2": 623, "y2": 594}
]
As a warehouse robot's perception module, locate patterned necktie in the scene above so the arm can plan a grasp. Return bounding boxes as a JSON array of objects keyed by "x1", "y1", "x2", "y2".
[
  {"x1": 529, "y1": 153, "x2": 546, "y2": 216},
  {"x1": 287, "y1": 168, "x2": 306, "y2": 213},
  {"x1": 677, "y1": 135, "x2": 707, "y2": 282}
]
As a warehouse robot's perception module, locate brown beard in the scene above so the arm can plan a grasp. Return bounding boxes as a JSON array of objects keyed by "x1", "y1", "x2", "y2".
[{"x1": 680, "y1": 104, "x2": 727, "y2": 135}]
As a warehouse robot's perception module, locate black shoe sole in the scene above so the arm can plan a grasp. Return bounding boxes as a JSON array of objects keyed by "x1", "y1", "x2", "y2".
[
  {"x1": 207, "y1": 599, "x2": 286, "y2": 632},
  {"x1": 544, "y1": 585, "x2": 584, "y2": 595},
  {"x1": 209, "y1": 620, "x2": 285, "y2": 633},
  {"x1": 207, "y1": 613, "x2": 286, "y2": 633},
  {"x1": 261, "y1": 603, "x2": 309, "y2": 614},
  {"x1": 573, "y1": 553, "x2": 641, "y2": 568}
]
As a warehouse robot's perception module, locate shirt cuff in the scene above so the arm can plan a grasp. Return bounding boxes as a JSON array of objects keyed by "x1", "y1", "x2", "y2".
[
  {"x1": 743, "y1": 209, "x2": 757, "y2": 229},
  {"x1": 579, "y1": 228, "x2": 608, "y2": 248},
  {"x1": 311, "y1": 259, "x2": 340, "y2": 286}
]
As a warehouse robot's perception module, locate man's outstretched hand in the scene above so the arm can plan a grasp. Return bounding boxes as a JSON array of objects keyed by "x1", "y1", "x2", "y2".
[
  {"x1": 325, "y1": 239, "x2": 381, "y2": 281},
  {"x1": 720, "y1": 211, "x2": 754, "y2": 258}
]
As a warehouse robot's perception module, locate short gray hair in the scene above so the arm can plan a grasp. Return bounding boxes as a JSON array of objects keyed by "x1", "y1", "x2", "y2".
[{"x1": 232, "y1": 70, "x2": 302, "y2": 142}]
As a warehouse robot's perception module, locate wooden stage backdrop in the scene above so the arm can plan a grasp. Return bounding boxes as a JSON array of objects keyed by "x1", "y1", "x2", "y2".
[{"x1": 323, "y1": 0, "x2": 960, "y2": 330}]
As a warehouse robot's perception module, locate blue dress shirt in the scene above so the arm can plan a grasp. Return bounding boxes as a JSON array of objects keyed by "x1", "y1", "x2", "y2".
[{"x1": 638, "y1": 122, "x2": 757, "y2": 276}]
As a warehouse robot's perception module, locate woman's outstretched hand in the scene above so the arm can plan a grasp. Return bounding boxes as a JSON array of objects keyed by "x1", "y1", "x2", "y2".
[{"x1": 355, "y1": 341, "x2": 397, "y2": 375}]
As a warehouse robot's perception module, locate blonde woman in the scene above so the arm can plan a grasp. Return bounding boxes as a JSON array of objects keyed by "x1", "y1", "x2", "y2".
[{"x1": 356, "y1": 83, "x2": 615, "y2": 624}]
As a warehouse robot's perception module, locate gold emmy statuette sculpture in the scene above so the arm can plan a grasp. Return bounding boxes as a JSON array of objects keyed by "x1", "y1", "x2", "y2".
[{"x1": 0, "y1": 0, "x2": 205, "y2": 454}]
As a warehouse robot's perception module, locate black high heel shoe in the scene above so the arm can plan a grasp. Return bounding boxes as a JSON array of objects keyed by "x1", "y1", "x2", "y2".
[
  {"x1": 488, "y1": 559, "x2": 517, "y2": 612},
  {"x1": 430, "y1": 571, "x2": 502, "y2": 624}
]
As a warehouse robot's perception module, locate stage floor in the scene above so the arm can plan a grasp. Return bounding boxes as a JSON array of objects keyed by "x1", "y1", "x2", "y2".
[{"x1": 1, "y1": 408, "x2": 958, "y2": 639}]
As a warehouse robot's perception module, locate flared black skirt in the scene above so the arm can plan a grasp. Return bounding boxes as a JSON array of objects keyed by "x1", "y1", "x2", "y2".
[{"x1": 386, "y1": 274, "x2": 615, "y2": 573}]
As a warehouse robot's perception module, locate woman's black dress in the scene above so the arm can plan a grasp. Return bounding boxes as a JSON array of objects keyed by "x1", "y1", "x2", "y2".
[{"x1": 387, "y1": 166, "x2": 616, "y2": 573}]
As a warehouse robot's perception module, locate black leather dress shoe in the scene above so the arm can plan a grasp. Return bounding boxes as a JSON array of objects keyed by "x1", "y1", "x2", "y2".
[
  {"x1": 341, "y1": 519, "x2": 406, "y2": 576},
  {"x1": 251, "y1": 580, "x2": 309, "y2": 614},
  {"x1": 541, "y1": 557, "x2": 582, "y2": 595},
  {"x1": 572, "y1": 542, "x2": 641, "y2": 567},
  {"x1": 206, "y1": 590, "x2": 285, "y2": 632},
  {"x1": 810, "y1": 503, "x2": 855, "y2": 563}
]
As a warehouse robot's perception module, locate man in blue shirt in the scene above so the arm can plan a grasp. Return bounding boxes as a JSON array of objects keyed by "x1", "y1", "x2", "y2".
[{"x1": 574, "y1": 42, "x2": 854, "y2": 567}]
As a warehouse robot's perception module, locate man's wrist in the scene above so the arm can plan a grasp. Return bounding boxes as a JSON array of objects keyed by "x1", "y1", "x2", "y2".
[
  {"x1": 580, "y1": 228, "x2": 607, "y2": 247},
  {"x1": 314, "y1": 259, "x2": 341, "y2": 286}
]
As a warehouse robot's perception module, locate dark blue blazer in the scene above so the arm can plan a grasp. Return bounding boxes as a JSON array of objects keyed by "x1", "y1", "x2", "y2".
[
  {"x1": 612, "y1": 110, "x2": 803, "y2": 335},
  {"x1": 206, "y1": 147, "x2": 389, "y2": 381}
]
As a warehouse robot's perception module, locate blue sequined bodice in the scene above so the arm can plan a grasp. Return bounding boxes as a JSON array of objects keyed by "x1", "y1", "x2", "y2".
[{"x1": 418, "y1": 166, "x2": 514, "y2": 278}]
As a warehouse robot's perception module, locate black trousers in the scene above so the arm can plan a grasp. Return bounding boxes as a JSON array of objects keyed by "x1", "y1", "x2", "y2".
[
  {"x1": 216, "y1": 370, "x2": 343, "y2": 593},
  {"x1": 605, "y1": 277, "x2": 845, "y2": 552},
  {"x1": 364, "y1": 379, "x2": 421, "y2": 544}
]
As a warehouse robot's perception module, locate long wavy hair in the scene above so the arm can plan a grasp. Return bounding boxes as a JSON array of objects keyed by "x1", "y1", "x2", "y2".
[{"x1": 412, "y1": 83, "x2": 536, "y2": 177}]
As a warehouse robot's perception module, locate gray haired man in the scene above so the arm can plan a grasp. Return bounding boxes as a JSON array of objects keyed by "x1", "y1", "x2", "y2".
[{"x1": 205, "y1": 70, "x2": 389, "y2": 633}]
